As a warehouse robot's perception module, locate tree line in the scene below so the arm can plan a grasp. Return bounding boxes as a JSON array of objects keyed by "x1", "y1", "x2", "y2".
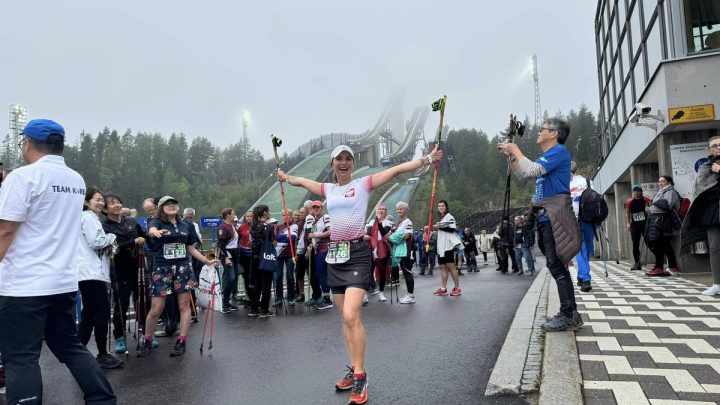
[{"x1": 1, "y1": 104, "x2": 599, "y2": 229}]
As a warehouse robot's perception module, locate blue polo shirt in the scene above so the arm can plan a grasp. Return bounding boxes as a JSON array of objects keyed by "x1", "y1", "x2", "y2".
[{"x1": 533, "y1": 144, "x2": 571, "y2": 204}]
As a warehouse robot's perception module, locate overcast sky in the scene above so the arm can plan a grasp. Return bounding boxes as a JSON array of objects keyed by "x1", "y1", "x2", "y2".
[{"x1": 1, "y1": 1, "x2": 598, "y2": 157}]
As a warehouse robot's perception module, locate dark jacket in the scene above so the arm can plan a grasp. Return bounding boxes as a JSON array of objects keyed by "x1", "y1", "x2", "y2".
[
  {"x1": 462, "y1": 233, "x2": 478, "y2": 255},
  {"x1": 101, "y1": 216, "x2": 146, "y2": 282},
  {"x1": 535, "y1": 194, "x2": 581, "y2": 263},
  {"x1": 681, "y1": 159, "x2": 720, "y2": 256}
]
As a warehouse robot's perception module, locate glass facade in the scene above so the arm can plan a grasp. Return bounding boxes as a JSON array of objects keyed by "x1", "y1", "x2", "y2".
[{"x1": 596, "y1": 0, "x2": 668, "y2": 157}]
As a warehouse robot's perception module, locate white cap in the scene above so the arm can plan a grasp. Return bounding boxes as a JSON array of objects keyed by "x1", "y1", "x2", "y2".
[
  {"x1": 331, "y1": 145, "x2": 354, "y2": 160},
  {"x1": 268, "y1": 217, "x2": 278, "y2": 224}
]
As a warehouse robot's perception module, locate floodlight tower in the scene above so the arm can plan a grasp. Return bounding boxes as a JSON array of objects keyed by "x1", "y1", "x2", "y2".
[
  {"x1": 9, "y1": 104, "x2": 28, "y2": 167},
  {"x1": 531, "y1": 54, "x2": 541, "y2": 128},
  {"x1": 242, "y1": 110, "x2": 250, "y2": 146}
]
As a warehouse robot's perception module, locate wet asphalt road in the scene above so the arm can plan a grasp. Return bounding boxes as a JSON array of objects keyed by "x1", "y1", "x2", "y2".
[{"x1": 36, "y1": 259, "x2": 539, "y2": 405}]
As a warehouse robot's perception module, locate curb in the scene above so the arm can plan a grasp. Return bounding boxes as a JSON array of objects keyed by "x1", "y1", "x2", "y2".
[
  {"x1": 485, "y1": 268, "x2": 549, "y2": 396},
  {"x1": 538, "y1": 279, "x2": 583, "y2": 405}
]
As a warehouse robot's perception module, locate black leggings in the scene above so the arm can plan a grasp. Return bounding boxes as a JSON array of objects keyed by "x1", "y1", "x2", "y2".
[
  {"x1": 630, "y1": 224, "x2": 645, "y2": 263},
  {"x1": 78, "y1": 280, "x2": 110, "y2": 356},
  {"x1": 392, "y1": 257, "x2": 414, "y2": 294},
  {"x1": 112, "y1": 276, "x2": 147, "y2": 339},
  {"x1": 248, "y1": 257, "x2": 274, "y2": 312},
  {"x1": 375, "y1": 256, "x2": 390, "y2": 292},
  {"x1": 294, "y1": 254, "x2": 308, "y2": 296}
]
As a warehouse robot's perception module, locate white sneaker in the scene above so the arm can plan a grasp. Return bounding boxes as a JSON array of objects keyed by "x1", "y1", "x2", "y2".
[
  {"x1": 362, "y1": 294, "x2": 369, "y2": 306},
  {"x1": 665, "y1": 268, "x2": 679, "y2": 276},
  {"x1": 400, "y1": 294, "x2": 416, "y2": 304},
  {"x1": 702, "y1": 284, "x2": 720, "y2": 296},
  {"x1": 378, "y1": 292, "x2": 387, "y2": 302}
]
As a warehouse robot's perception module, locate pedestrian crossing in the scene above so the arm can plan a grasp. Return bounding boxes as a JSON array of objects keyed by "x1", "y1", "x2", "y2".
[{"x1": 575, "y1": 261, "x2": 720, "y2": 405}]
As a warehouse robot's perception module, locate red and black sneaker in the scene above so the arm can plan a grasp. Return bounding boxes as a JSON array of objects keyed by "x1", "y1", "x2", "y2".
[
  {"x1": 348, "y1": 372, "x2": 368, "y2": 405},
  {"x1": 335, "y1": 365, "x2": 354, "y2": 391},
  {"x1": 645, "y1": 267, "x2": 669, "y2": 277}
]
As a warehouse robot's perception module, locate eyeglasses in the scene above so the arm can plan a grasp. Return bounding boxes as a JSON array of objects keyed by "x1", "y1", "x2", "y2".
[
  {"x1": 539, "y1": 126, "x2": 556, "y2": 132},
  {"x1": 709, "y1": 144, "x2": 720, "y2": 149},
  {"x1": 17, "y1": 138, "x2": 26, "y2": 149}
]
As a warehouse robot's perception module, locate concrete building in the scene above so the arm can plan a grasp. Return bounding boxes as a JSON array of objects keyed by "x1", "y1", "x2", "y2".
[{"x1": 592, "y1": 0, "x2": 720, "y2": 270}]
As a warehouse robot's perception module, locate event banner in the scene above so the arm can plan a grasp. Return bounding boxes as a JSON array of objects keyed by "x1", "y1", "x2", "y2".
[{"x1": 670, "y1": 142, "x2": 708, "y2": 201}]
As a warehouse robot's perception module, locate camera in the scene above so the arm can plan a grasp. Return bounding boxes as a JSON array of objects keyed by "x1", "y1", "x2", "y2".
[{"x1": 634, "y1": 103, "x2": 653, "y2": 116}]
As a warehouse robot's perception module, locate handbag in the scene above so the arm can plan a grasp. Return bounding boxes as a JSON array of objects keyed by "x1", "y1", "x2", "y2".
[{"x1": 259, "y1": 225, "x2": 278, "y2": 272}]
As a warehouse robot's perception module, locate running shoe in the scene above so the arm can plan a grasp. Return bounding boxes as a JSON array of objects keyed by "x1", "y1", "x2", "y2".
[
  {"x1": 136, "y1": 337, "x2": 153, "y2": 357},
  {"x1": 362, "y1": 295, "x2": 369, "y2": 306},
  {"x1": 645, "y1": 267, "x2": 669, "y2": 277},
  {"x1": 368, "y1": 288, "x2": 379, "y2": 295},
  {"x1": 573, "y1": 311, "x2": 584, "y2": 328},
  {"x1": 580, "y1": 281, "x2": 593, "y2": 292},
  {"x1": 316, "y1": 297, "x2": 334, "y2": 310},
  {"x1": 450, "y1": 287, "x2": 462, "y2": 296},
  {"x1": 259, "y1": 311, "x2": 276, "y2": 318},
  {"x1": 113, "y1": 337, "x2": 127, "y2": 353},
  {"x1": 228, "y1": 302, "x2": 239, "y2": 311},
  {"x1": 702, "y1": 285, "x2": 720, "y2": 296},
  {"x1": 273, "y1": 299, "x2": 283, "y2": 308},
  {"x1": 288, "y1": 298, "x2": 296, "y2": 307},
  {"x1": 378, "y1": 292, "x2": 387, "y2": 302},
  {"x1": 432, "y1": 288, "x2": 448, "y2": 296},
  {"x1": 295, "y1": 293, "x2": 306, "y2": 303},
  {"x1": 170, "y1": 339, "x2": 186, "y2": 357},
  {"x1": 666, "y1": 267, "x2": 680, "y2": 276},
  {"x1": 399, "y1": 294, "x2": 415, "y2": 304},
  {"x1": 247, "y1": 309, "x2": 260, "y2": 317},
  {"x1": 221, "y1": 306, "x2": 232, "y2": 314},
  {"x1": 335, "y1": 365, "x2": 354, "y2": 391},
  {"x1": 96, "y1": 353, "x2": 124, "y2": 369},
  {"x1": 348, "y1": 373, "x2": 368, "y2": 405},
  {"x1": 541, "y1": 314, "x2": 577, "y2": 332},
  {"x1": 190, "y1": 316, "x2": 199, "y2": 323}
]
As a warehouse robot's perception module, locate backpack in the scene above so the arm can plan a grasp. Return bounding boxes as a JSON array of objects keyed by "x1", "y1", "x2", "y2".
[
  {"x1": 678, "y1": 196, "x2": 691, "y2": 219},
  {"x1": 579, "y1": 178, "x2": 609, "y2": 224}
]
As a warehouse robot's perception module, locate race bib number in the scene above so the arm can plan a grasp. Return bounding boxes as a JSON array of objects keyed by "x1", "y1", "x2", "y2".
[
  {"x1": 326, "y1": 241, "x2": 350, "y2": 264},
  {"x1": 632, "y1": 212, "x2": 646, "y2": 222},
  {"x1": 163, "y1": 243, "x2": 187, "y2": 260}
]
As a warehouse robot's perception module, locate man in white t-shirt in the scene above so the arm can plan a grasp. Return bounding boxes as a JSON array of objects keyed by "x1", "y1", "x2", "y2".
[
  {"x1": 569, "y1": 161, "x2": 595, "y2": 293},
  {"x1": 0, "y1": 119, "x2": 116, "y2": 404}
]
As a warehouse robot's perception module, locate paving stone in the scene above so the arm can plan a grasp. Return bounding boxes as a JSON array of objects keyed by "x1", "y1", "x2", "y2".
[
  {"x1": 675, "y1": 392, "x2": 720, "y2": 403},
  {"x1": 625, "y1": 355, "x2": 657, "y2": 368},
  {"x1": 637, "y1": 380, "x2": 679, "y2": 400},
  {"x1": 584, "y1": 397, "x2": 619, "y2": 405},
  {"x1": 583, "y1": 388, "x2": 615, "y2": 398},
  {"x1": 578, "y1": 340, "x2": 603, "y2": 355},
  {"x1": 581, "y1": 359, "x2": 610, "y2": 380}
]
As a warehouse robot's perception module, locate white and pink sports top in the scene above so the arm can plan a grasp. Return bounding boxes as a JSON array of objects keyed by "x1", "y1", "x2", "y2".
[{"x1": 321, "y1": 175, "x2": 374, "y2": 241}]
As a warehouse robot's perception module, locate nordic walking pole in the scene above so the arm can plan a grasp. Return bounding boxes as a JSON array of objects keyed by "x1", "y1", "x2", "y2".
[
  {"x1": 209, "y1": 265, "x2": 220, "y2": 351},
  {"x1": 271, "y1": 134, "x2": 297, "y2": 263},
  {"x1": 425, "y1": 96, "x2": 447, "y2": 252}
]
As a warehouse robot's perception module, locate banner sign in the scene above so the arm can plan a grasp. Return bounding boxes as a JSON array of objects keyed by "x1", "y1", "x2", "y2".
[
  {"x1": 670, "y1": 142, "x2": 708, "y2": 201},
  {"x1": 200, "y1": 216, "x2": 222, "y2": 228}
]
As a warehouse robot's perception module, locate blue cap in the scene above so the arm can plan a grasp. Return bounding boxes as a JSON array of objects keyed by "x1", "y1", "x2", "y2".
[
  {"x1": 22, "y1": 119, "x2": 65, "y2": 142},
  {"x1": 632, "y1": 184, "x2": 642, "y2": 191}
]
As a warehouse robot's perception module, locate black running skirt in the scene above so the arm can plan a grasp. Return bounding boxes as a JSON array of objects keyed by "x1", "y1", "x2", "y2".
[{"x1": 327, "y1": 240, "x2": 373, "y2": 289}]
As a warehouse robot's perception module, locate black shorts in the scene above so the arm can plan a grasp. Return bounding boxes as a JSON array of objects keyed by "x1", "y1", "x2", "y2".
[
  {"x1": 437, "y1": 249, "x2": 454, "y2": 265},
  {"x1": 327, "y1": 240, "x2": 372, "y2": 291}
]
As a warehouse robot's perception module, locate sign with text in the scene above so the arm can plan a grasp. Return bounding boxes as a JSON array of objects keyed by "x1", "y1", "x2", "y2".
[
  {"x1": 669, "y1": 104, "x2": 715, "y2": 124},
  {"x1": 200, "y1": 216, "x2": 222, "y2": 228},
  {"x1": 670, "y1": 142, "x2": 707, "y2": 201}
]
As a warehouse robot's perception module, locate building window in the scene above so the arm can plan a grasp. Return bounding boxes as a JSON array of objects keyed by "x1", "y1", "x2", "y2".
[
  {"x1": 630, "y1": 2, "x2": 643, "y2": 59},
  {"x1": 646, "y1": 20, "x2": 664, "y2": 79},
  {"x1": 685, "y1": 0, "x2": 720, "y2": 52},
  {"x1": 632, "y1": 59, "x2": 645, "y2": 101},
  {"x1": 617, "y1": 0, "x2": 627, "y2": 31}
]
